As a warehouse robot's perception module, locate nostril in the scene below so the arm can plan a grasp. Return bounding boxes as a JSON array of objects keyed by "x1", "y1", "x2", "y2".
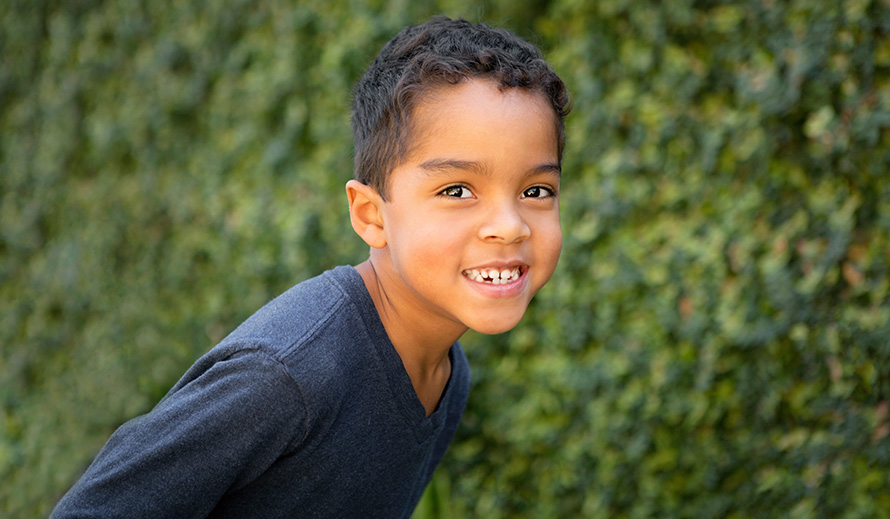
[{"x1": 479, "y1": 208, "x2": 531, "y2": 243}]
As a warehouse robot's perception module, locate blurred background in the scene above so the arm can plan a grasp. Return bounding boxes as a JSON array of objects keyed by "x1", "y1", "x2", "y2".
[{"x1": 2, "y1": 0, "x2": 889, "y2": 517}]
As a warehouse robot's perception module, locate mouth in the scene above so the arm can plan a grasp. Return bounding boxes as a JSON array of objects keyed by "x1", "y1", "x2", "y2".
[{"x1": 461, "y1": 266, "x2": 522, "y2": 285}]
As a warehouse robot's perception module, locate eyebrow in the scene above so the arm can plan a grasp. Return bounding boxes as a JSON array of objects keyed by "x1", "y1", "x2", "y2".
[{"x1": 418, "y1": 158, "x2": 561, "y2": 178}]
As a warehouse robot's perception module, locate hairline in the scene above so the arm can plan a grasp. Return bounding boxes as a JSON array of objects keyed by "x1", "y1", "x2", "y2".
[{"x1": 378, "y1": 79, "x2": 563, "y2": 201}]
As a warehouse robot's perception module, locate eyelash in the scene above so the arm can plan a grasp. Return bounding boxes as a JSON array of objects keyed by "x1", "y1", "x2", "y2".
[
  {"x1": 438, "y1": 184, "x2": 557, "y2": 199},
  {"x1": 522, "y1": 185, "x2": 557, "y2": 199},
  {"x1": 439, "y1": 184, "x2": 473, "y2": 198}
]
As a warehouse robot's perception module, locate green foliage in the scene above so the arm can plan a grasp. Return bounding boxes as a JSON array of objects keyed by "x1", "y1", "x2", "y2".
[{"x1": 2, "y1": 0, "x2": 889, "y2": 518}]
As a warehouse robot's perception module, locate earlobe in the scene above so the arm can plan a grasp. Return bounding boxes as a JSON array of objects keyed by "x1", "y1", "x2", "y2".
[{"x1": 346, "y1": 180, "x2": 387, "y2": 249}]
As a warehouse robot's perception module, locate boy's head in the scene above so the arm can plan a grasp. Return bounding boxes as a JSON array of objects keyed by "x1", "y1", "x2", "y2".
[
  {"x1": 347, "y1": 18, "x2": 570, "y2": 336},
  {"x1": 351, "y1": 17, "x2": 571, "y2": 200}
]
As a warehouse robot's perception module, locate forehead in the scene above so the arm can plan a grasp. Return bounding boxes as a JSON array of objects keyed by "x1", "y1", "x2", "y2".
[
  {"x1": 405, "y1": 78, "x2": 558, "y2": 160},
  {"x1": 383, "y1": 78, "x2": 560, "y2": 200}
]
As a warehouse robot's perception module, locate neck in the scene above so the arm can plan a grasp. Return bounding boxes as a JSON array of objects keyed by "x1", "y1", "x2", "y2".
[{"x1": 355, "y1": 259, "x2": 462, "y2": 415}]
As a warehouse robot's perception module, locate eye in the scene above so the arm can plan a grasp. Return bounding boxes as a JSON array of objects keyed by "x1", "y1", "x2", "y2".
[
  {"x1": 440, "y1": 184, "x2": 473, "y2": 198},
  {"x1": 521, "y1": 185, "x2": 556, "y2": 199}
]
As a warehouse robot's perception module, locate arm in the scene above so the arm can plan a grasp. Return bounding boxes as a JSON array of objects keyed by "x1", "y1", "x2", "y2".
[{"x1": 51, "y1": 350, "x2": 308, "y2": 519}]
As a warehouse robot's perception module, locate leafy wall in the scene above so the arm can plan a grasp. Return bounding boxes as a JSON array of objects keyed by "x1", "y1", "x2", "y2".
[{"x1": 2, "y1": 0, "x2": 889, "y2": 517}]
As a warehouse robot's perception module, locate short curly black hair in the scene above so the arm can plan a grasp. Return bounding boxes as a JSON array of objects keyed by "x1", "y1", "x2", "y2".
[{"x1": 351, "y1": 17, "x2": 571, "y2": 200}]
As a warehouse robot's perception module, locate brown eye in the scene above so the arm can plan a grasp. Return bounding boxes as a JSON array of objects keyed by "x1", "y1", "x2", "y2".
[
  {"x1": 522, "y1": 186, "x2": 554, "y2": 198},
  {"x1": 441, "y1": 185, "x2": 472, "y2": 198}
]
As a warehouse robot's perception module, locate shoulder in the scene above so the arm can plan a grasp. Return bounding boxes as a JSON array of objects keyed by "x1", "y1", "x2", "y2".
[
  {"x1": 178, "y1": 266, "x2": 381, "y2": 407},
  {"x1": 227, "y1": 267, "x2": 360, "y2": 347},
  {"x1": 203, "y1": 266, "x2": 371, "y2": 360}
]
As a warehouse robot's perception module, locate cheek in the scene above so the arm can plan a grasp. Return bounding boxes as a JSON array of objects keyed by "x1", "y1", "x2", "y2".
[
  {"x1": 535, "y1": 215, "x2": 563, "y2": 277},
  {"x1": 390, "y1": 213, "x2": 465, "y2": 267},
  {"x1": 552, "y1": 226, "x2": 563, "y2": 260},
  {"x1": 537, "y1": 213, "x2": 562, "y2": 253},
  {"x1": 547, "y1": 229, "x2": 563, "y2": 266}
]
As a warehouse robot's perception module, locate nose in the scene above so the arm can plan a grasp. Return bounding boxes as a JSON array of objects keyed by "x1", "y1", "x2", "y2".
[{"x1": 478, "y1": 200, "x2": 531, "y2": 244}]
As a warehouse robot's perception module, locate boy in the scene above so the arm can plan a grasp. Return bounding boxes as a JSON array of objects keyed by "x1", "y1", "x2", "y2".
[{"x1": 52, "y1": 16, "x2": 570, "y2": 518}]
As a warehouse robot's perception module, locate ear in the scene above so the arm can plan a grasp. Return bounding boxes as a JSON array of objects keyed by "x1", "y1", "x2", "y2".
[{"x1": 346, "y1": 180, "x2": 387, "y2": 249}]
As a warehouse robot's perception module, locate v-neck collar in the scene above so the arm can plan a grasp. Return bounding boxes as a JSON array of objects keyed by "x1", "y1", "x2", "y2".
[{"x1": 330, "y1": 266, "x2": 456, "y2": 442}]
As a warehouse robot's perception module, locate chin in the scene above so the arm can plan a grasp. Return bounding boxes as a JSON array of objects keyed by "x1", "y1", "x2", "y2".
[{"x1": 466, "y1": 313, "x2": 526, "y2": 335}]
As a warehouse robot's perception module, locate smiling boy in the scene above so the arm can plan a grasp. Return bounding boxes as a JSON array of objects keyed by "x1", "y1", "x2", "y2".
[
  {"x1": 53, "y1": 17, "x2": 570, "y2": 519},
  {"x1": 348, "y1": 77, "x2": 565, "y2": 415}
]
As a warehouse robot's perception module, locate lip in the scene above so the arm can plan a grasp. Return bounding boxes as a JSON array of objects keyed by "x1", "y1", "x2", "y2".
[{"x1": 461, "y1": 262, "x2": 529, "y2": 298}]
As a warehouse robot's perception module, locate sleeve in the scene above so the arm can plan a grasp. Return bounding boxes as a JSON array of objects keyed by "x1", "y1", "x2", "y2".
[{"x1": 51, "y1": 349, "x2": 309, "y2": 519}]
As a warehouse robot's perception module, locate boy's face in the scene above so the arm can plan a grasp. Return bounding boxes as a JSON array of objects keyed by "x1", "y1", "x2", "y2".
[{"x1": 371, "y1": 78, "x2": 562, "y2": 336}]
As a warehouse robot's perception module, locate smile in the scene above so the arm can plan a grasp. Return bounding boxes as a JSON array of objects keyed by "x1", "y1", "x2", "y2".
[{"x1": 462, "y1": 266, "x2": 521, "y2": 285}]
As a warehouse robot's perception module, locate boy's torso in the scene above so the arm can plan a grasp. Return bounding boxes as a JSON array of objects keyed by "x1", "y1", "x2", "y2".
[
  {"x1": 53, "y1": 266, "x2": 470, "y2": 519},
  {"x1": 190, "y1": 265, "x2": 471, "y2": 518}
]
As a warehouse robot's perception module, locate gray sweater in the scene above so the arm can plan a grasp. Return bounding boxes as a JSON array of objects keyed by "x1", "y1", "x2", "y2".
[{"x1": 52, "y1": 266, "x2": 470, "y2": 518}]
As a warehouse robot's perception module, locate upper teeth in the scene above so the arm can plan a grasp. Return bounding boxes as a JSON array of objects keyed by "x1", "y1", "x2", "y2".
[{"x1": 463, "y1": 267, "x2": 521, "y2": 284}]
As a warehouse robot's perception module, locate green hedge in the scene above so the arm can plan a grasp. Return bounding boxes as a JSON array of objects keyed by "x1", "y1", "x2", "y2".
[{"x1": 2, "y1": 0, "x2": 889, "y2": 517}]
